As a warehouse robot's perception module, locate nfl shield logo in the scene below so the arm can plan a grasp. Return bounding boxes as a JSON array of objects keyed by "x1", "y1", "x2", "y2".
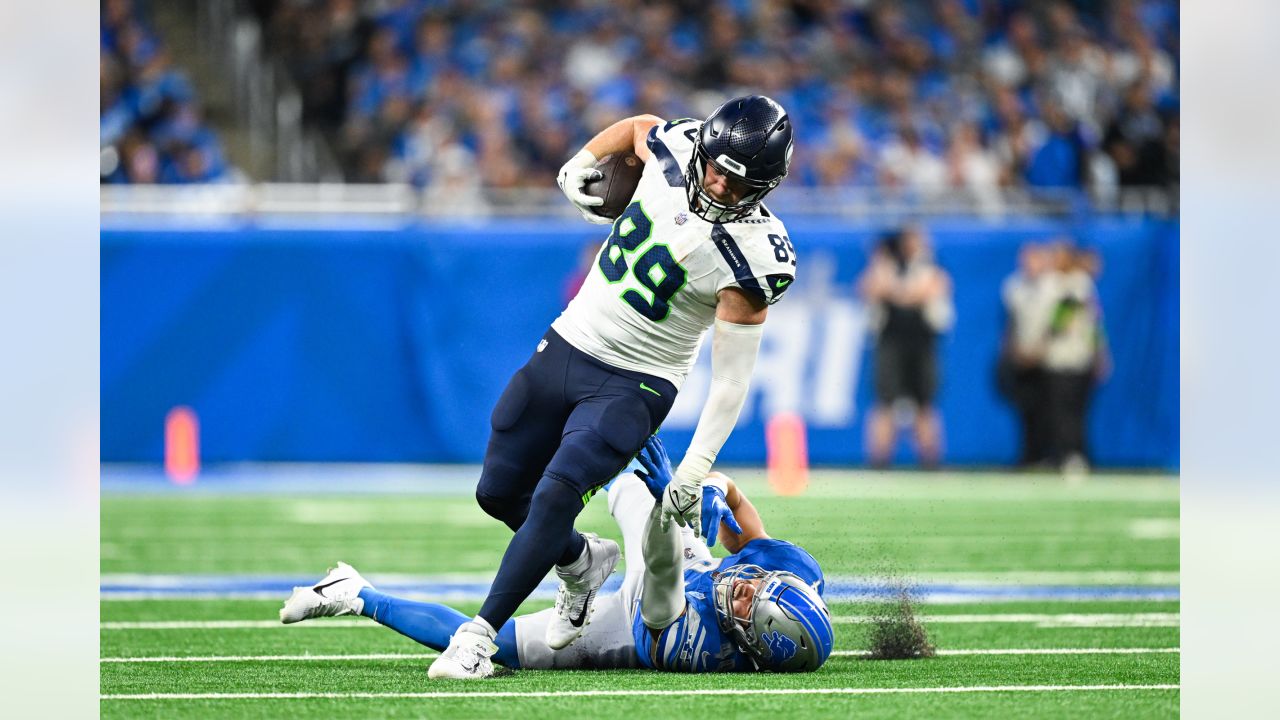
[{"x1": 674, "y1": 212, "x2": 688, "y2": 225}]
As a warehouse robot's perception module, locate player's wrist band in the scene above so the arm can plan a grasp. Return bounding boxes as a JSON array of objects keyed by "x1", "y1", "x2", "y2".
[
  {"x1": 568, "y1": 148, "x2": 597, "y2": 168},
  {"x1": 703, "y1": 474, "x2": 729, "y2": 496},
  {"x1": 676, "y1": 448, "x2": 715, "y2": 489}
]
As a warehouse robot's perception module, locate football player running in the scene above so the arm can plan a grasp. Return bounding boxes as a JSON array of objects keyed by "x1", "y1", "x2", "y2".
[
  {"x1": 280, "y1": 436, "x2": 835, "y2": 674},
  {"x1": 414, "y1": 96, "x2": 798, "y2": 678}
]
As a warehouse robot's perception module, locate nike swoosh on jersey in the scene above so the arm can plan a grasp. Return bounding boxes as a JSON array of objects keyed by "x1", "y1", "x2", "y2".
[{"x1": 639, "y1": 382, "x2": 662, "y2": 397}]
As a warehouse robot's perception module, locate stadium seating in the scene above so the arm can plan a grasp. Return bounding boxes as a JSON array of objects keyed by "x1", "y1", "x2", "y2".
[
  {"x1": 255, "y1": 0, "x2": 1179, "y2": 195},
  {"x1": 100, "y1": 0, "x2": 232, "y2": 184}
]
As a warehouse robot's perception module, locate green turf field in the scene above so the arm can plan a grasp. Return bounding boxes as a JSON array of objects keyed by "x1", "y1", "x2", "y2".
[{"x1": 101, "y1": 469, "x2": 1179, "y2": 718}]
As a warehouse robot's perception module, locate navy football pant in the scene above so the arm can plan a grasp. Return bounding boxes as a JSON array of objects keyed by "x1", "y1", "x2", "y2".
[{"x1": 475, "y1": 329, "x2": 676, "y2": 629}]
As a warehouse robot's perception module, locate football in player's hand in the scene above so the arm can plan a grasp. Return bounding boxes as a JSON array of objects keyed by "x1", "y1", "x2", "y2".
[{"x1": 583, "y1": 152, "x2": 644, "y2": 220}]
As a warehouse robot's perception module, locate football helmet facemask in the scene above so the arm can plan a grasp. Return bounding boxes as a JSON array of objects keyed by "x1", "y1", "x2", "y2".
[
  {"x1": 685, "y1": 95, "x2": 794, "y2": 222},
  {"x1": 711, "y1": 563, "x2": 834, "y2": 672}
]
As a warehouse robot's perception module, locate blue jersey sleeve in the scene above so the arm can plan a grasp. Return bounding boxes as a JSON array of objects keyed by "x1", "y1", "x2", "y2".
[
  {"x1": 633, "y1": 590, "x2": 749, "y2": 673},
  {"x1": 728, "y1": 539, "x2": 825, "y2": 597}
]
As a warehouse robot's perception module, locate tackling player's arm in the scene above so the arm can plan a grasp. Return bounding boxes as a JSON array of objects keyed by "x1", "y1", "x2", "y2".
[
  {"x1": 631, "y1": 437, "x2": 688, "y2": 629},
  {"x1": 639, "y1": 497, "x2": 687, "y2": 630},
  {"x1": 557, "y1": 115, "x2": 662, "y2": 223},
  {"x1": 707, "y1": 471, "x2": 769, "y2": 555},
  {"x1": 661, "y1": 288, "x2": 768, "y2": 536}
]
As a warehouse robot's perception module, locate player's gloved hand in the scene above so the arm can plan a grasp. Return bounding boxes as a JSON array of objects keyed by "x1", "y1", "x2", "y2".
[
  {"x1": 700, "y1": 474, "x2": 742, "y2": 549},
  {"x1": 635, "y1": 435, "x2": 674, "y2": 501},
  {"x1": 556, "y1": 149, "x2": 612, "y2": 225},
  {"x1": 661, "y1": 464, "x2": 703, "y2": 536},
  {"x1": 640, "y1": 435, "x2": 706, "y2": 536}
]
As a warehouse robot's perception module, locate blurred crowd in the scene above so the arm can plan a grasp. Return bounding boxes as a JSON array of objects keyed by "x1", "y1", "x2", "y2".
[
  {"x1": 100, "y1": 0, "x2": 234, "y2": 184},
  {"x1": 254, "y1": 0, "x2": 1178, "y2": 197}
]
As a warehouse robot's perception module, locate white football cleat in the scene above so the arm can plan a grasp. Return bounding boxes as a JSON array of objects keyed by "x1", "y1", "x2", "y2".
[
  {"x1": 279, "y1": 561, "x2": 371, "y2": 624},
  {"x1": 427, "y1": 622, "x2": 499, "y2": 680},
  {"x1": 546, "y1": 533, "x2": 620, "y2": 650}
]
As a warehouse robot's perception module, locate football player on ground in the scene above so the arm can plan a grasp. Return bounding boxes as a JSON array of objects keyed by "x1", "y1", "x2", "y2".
[
  {"x1": 280, "y1": 436, "x2": 834, "y2": 673},
  {"x1": 413, "y1": 96, "x2": 797, "y2": 678}
]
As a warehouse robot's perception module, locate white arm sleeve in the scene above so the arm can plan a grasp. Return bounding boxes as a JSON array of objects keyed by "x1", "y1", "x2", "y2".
[
  {"x1": 640, "y1": 502, "x2": 685, "y2": 629},
  {"x1": 674, "y1": 319, "x2": 765, "y2": 484}
]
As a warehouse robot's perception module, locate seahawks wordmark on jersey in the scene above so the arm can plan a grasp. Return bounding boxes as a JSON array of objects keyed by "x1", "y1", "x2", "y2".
[{"x1": 552, "y1": 119, "x2": 797, "y2": 388}]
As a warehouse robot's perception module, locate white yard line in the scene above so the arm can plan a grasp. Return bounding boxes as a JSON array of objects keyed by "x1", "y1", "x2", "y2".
[
  {"x1": 103, "y1": 619, "x2": 371, "y2": 629},
  {"x1": 102, "y1": 612, "x2": 1180, "y2": 631},
  {"x1": 907, "y1": 571, "x2": 1180, "y2": 584},
  {"x1": 834, "y1": 613, "x2": 1180, "y2": 627},
  {"x1": 99, "y1": 570, "x2": 1181, "y2": 586},
  {"x1": 103, "y1": 653, "x2": 438, "y2": 662},
  {"x1": 100, "y1": 648, "x2": 1180, "y2": 663},
  {"x1": 929, "y1": 648, "x2": 1178, "y2": 656},
  {"x1": 1129, "y1": 519, "x2": 1180, "y2": 540},
  {"x1": 104, "y1": 592, "x2": 313, "y2": 601},
  {"x1": 99, "y1": 591, "x2": 1181, "y2": 603},
  {"x1": 101, "y1": 684, "x2": 1180, "y2": 700}
]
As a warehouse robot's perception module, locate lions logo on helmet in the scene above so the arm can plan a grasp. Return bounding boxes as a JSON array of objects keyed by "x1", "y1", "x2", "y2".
[
  {"x1": 762, "y1": 630, "x2": 798, "y2": 663},
  {"x1": 711, "y1": 564, "x2": 835, "y2": 672}
]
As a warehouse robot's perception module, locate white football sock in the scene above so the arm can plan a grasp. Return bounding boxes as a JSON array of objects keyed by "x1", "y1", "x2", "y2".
[
  {"x1": 464, "y1": 616, "x2": 497, "y2": 640},
  {"x1": 557, "y1": 539, "x2": 592, "y2": 576}
]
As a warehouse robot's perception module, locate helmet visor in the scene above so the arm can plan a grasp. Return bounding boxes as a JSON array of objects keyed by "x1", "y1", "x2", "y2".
[{"x1": 686, "y1": 145, "x2": 778, "y2": 223}]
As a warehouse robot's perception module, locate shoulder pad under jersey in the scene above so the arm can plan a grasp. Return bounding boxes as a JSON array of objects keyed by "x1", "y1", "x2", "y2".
[
  {"x1": 645, "y1": 119, "x2": 700, "y2": 188},
  {"x1": 709, "y1": 218, "x2": 797, "y2": 306}
]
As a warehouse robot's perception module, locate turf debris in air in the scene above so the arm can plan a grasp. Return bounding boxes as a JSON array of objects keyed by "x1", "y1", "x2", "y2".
[{"x1": 863, "y1": 582, "x2": 936, "y2": 660}]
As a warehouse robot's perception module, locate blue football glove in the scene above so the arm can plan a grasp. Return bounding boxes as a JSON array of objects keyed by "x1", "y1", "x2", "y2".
[
  {"x1": 701, "y1": 482, "x2": 743, "y2": 549},
  {"x1": 634, "y1": 435, "x2": 674, "y2": 501}
]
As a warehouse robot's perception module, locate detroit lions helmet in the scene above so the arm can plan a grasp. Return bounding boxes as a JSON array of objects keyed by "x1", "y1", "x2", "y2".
[
  {"x1": 686, "y1": 95, "x2": 794, "y2": 222},
  {"x1": 711, "y1": 564, "x2": 834, "y2": 672}
]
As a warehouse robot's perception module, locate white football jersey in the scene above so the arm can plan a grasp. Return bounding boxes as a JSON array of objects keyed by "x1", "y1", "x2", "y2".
[{"x1": 552, "y1": 119, "x2": 797, "y2": 388}]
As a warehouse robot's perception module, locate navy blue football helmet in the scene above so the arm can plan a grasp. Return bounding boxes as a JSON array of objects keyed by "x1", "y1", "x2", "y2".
[{"x1": 686, "y1": 95, "x2": 794, "y2": 222}]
